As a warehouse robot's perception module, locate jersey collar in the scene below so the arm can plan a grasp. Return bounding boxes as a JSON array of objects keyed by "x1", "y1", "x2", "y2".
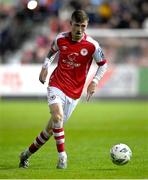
[{"x1": 69, "y1": 32, "x2": 87, "y2": 42}]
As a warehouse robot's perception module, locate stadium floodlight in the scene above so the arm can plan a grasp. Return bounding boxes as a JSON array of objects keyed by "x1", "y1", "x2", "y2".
[{"x1": 27, "y1": 0, "x2": 38, "y2": 10}]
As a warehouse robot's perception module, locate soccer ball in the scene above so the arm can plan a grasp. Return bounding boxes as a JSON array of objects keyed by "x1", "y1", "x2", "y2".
[{"x1": 110, "y1": 143, "x2": 132, "y2": 165}]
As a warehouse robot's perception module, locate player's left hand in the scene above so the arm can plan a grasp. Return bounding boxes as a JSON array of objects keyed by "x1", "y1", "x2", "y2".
[{"x1": 86, "y1": 81, "x2": 97, "y2": 101}]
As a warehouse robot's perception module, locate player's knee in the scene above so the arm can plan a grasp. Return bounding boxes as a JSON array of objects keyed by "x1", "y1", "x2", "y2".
[
  {"x1": 51, "y1": 113, "x2": 63, "y2": 128},
  {"x1": 45, "y1": 126, "x2": 53, "y2": 135},
  {"x1": 52, "y1": 113, "x2": 63, "y2": 122}
]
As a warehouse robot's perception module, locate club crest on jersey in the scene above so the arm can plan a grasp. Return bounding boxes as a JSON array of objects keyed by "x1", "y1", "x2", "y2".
[{"x1": 80, "y1": 48, "x2": 88, "y2": 56}]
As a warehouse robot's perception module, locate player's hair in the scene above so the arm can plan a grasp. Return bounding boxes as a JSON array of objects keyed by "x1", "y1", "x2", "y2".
[{"x1": 71, "y1": 10, "x2": 89, "y2": 23}]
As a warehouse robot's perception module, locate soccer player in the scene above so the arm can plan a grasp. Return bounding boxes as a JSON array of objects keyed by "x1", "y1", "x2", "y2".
[{"x1": 19, "y1": 10, "x2": 107, "y2": 169}]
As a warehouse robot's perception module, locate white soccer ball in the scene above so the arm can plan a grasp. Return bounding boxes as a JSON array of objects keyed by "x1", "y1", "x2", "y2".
[{"x1": 110, "y1": 143, "x2": 132, "y2": 165}]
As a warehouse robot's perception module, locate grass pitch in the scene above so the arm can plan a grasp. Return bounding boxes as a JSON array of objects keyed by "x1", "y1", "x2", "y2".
[{"x1": 0, "y1": 100, "x2": 148, "y2": 179}]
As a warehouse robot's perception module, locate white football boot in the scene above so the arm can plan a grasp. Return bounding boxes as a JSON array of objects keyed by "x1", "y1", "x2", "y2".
[{"x1": 57, "y1": 153, "x2": 67, "y2": 169}]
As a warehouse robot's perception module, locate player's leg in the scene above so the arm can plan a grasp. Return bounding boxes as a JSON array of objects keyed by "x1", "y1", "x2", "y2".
[
  {"x1": 49, "y1": 102, "x2": 67, "y2": 169},
  {"x1": 19, "y1": 120, "x2": 53, "y2": 168},
  {"x1": 53, "y1": 96, "x2": 79, "y2": 168},
  {"x1": 19, "y1": 87, "x2": 78, "y2": 169},
  {"x1": 46, "y1": 86, "x2": 68, "y2": 169},
  {"x1": 63, "y1": 96, "x2": 79, "y2": 124},
  {"x1": 25, "y1": 121, "x2": 53, "y2": 155},
  {"x1": 19, "y1": 87, "x2": 59, "y2": 168}
]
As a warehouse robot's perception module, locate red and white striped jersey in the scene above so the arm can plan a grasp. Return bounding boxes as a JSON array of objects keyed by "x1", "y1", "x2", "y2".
[{"x1": 49, "y1": 32, "x2": 107, "y2": 99}]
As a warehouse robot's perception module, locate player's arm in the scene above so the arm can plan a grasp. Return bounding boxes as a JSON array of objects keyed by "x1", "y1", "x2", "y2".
[
  {"x1": 39, "y1": 39, "x2": 59, "y2": 84},
  {"x1": 39, "y1": 50, "x2": 56, "y2": 84},
  {"x1": 86, "y1": 46, "x2": 108, "y2": 101},
  {"x1": 92, "y1": 59, "x2": 108, "y2": 84},
  {"x1": 86, "y1": 62, "x2": 107, "y2": 101}
]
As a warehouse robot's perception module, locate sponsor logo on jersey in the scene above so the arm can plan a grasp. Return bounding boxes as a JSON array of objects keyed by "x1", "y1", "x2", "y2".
[
  {"x1": 80, "y1": 48, "x2": 88, "y2": 56},
  {"x1": 62, "y1": 53, "x2": 81, "y2": 68}
]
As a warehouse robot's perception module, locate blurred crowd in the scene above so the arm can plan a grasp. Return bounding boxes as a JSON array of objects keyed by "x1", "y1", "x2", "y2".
[
  {"x1": 99, "y1": 37, "x2": 148, "y2": 67},
  {"x1": 0, "y1": 0, "x2": 148, "y2": 65}
]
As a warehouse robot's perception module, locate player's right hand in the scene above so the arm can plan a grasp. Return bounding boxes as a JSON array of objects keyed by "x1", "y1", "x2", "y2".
[{"x1": 39, "y1": 67, "x2": 48, "y2": 84}]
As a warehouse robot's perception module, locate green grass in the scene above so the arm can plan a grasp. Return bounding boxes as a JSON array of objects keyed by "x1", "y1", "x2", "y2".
[{"x1": 0, "y1": 100, "x2": 148, "y2": 179}]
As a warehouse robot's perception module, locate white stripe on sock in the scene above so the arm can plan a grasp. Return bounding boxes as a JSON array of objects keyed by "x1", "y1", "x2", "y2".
[
  {"x1": 56, "y1": 139, "x2": 65, "y2": 144},
  {"x1": 38, "y1": 135, "x2": 46, "y2": 144},
  {"x1": 53, "y1": 131, "x2": 64, "y2": 137}
]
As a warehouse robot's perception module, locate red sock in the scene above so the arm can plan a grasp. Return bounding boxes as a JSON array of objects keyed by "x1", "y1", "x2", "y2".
[
  {"x1": 52, "y1": 128, "x2": 65, "y2": 153},
  {"x1": 29, "y1": 129, "x2": 51, "y2": 154}
]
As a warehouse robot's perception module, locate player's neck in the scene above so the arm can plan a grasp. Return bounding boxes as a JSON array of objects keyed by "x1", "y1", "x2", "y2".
[{"x1": 71, "y1": 33, "x2": 84, "y2": 42}]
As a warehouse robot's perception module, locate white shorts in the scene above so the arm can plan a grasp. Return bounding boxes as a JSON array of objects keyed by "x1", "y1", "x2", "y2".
[{"x1": 47, "y1": 86, "x2": 79, "y2": 123}]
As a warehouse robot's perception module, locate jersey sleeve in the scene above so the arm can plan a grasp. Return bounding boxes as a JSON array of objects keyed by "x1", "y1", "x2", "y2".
[
  {"x1": 92, "y1": 40, "x2": 108, "y2": 83},
  {"x1": 51, "y1": 32, "x2": 66, "y2": 53},
  {"x1": 51, "y1": 40, "x2": 58, "y2": 53},
  {"x1": 92, "y1": 41, "x2": 107, "y2": 66},
  {"x1": 42, "y1": 33, "x2": 65, "y2": 69},
  {"x1": 42, "y1": 34, "x2": 60, "y2": 69}
]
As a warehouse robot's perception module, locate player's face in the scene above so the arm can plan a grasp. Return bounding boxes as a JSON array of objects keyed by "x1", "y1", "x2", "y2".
[{"x1": 71, "y1": 20, "x2": 88, "y2": 41}]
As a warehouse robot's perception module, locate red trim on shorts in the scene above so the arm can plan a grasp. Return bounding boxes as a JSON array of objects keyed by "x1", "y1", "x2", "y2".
[{"x1": 97, "y1": 59, "x2": 107, "y2": 66}]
